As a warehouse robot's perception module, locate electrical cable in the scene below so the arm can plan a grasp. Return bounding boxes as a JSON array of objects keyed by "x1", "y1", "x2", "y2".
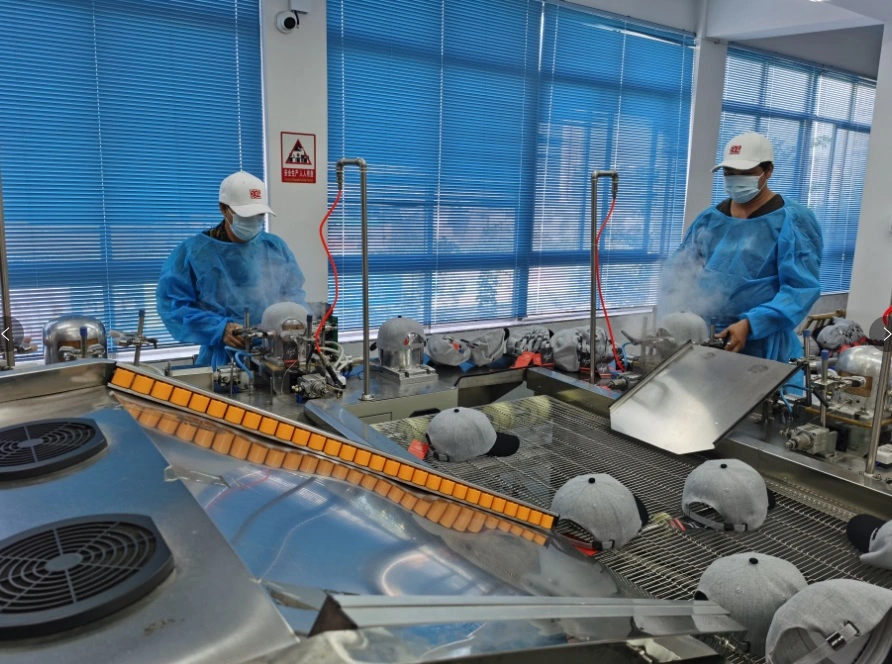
[
  {"x1": 594, "y1": 198, "x2": 625, "y2": 371},
  {"x1": 314, "y1": 189, "x2": 343, "y2": 358}
]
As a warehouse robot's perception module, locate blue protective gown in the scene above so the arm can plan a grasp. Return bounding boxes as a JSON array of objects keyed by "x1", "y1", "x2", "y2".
[
  {"x1": 156, "y1": 231, "x2": 307, "y2": 368},
  {"x1": 661, "y1": 200, "x2": 822, "y2": 365}
]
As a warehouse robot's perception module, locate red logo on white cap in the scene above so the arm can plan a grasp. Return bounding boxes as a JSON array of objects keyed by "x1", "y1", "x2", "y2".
[
  {"x1": 249, "y1": 189, "x2": 262, "y2": 199},
  {"x1": 729, "y1": 145, "x2": 742, "y2": 155}
]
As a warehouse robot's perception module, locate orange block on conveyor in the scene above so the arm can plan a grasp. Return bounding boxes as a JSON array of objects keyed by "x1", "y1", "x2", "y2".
[
  {"x1": 110, "y1": 370, "x2": 558, "y2": 533},
  {"x1": 225, "y1": 407, "x2": 246, "y2": 425},
  {"x1": 110, "y1": 368, "x2": 135, "y2": 389},
  {"x1": 242, "y1": 412, "x2": 262, "y2": 430},
  {"x1": 170, "y1": 388, "x2": 192, "y2": 407},
  {"x1": 207, "y1": 400, "x2": 227, "y2": 418},
  {"x1": 150, "y1": 382, "x2": 173, "y2": 401},
  {"x1": 276, "y1": 423, "x2": 295, "y2": 441},
  {"x1": 132, "y1": 375, "x2": 155, "y2": 395},
  {"x1": 188, "y1": 394, "x2": 210, "y2": 414},
  {"x1": 259, "y1": 418, "x2": 278, "y2": 435}
]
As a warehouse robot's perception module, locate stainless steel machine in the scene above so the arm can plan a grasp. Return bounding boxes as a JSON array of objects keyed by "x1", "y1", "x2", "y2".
[{"x1": 43, "y1": 315, "x2": 108, "y2": 363}]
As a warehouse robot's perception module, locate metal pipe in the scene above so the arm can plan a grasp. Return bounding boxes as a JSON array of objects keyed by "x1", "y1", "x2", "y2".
[
  {"x1": 80, "y1": 326, "x2": 88, "y2": 359},
  {"x1": 802, "y1": 406, "x2": 892, "y2": 430},
  {"x1": 134, "y1": 309, "x2": 145, "y2": 366},
  {"x1": 0, "y1": 167, "x2": 14, "y2": 369},
  {"x1": 866, "y1": 334, "x2": 892, "y2": 475},
  {"x1": 589, "y1": 170, "x2": 618, "y2": 384},
  {"x1": 243, "y1": 307, "x2": 250, "y2": 331},
  {"x1": 337, "y1": 158, "x2": 373, "y2": 401},
  {"x1": 820, "y1": 349, "x2": 829, "y2": 428},
  {"x1": 802, "y1": 329, "x2": 812, "y2": 401}
]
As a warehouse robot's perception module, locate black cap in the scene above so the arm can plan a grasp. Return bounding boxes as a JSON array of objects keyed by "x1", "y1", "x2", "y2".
[
  {"x1": 847, "y1": 514, "x2": 885, "y2": 553},
  {"x1": 488, "y1": 432, "x2": 520, "y2": 457}
]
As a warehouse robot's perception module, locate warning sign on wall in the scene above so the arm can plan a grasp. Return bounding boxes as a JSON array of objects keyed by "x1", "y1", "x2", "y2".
[{"x1": 281, "y1": 132, "x2": 316, "y2": 183}]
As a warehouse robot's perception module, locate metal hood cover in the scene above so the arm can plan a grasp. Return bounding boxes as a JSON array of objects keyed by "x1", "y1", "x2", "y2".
[{"x1": 610, "y1": 343, "x2": 797, "y2": 454}]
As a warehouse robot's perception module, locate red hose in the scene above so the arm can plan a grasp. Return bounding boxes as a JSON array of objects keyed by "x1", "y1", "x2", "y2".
[
  {"x1": 595, "y1": 198, "x2": 625, "y2": 372},
  {"x1": 314, "y1": 189, "x2": 343, "y2": 356},
  {"x1": 883, "y1": 306, "x2": 892, "y2": 328}
]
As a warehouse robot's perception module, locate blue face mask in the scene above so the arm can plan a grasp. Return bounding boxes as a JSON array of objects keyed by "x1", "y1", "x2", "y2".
[
  {"x1": 724, "y1": 175, "x2": 763, "y2": 204},
  {"x1": 230, "y1": 213, "x2": 264, "y2": 241}
]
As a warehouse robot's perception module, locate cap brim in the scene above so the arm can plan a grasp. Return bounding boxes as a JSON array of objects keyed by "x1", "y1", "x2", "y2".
[
  {"x1": 847, "y1": 514, "x2": 886, "y2": 553},
  {"x1": 229, "y1": 203, "x2": 276, "y2": 217},
  {"x1": 487, "y1": 432, "x2": 520, "y2": 457},
  {"x1": 712, "y1": 158, "x2": 762, "y2": 173}
]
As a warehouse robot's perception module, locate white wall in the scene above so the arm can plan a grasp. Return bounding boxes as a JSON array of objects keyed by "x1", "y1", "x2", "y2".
[
  {"x1": 738, "y1": 25, "x2": 884, "y2": 79},
  {"x1": 568, "y1": 0, "x2": 698, "y2": 33},
  {"x1": 705, "y1": 0, "x2": 877, "y2": 40},
  {"x1": 261, "y1": 0, "x2": 329, "y2": 303},
  {"x1": 846, "y1": 23, "x2": 892, "y2": 328},
  {"x1": 684, "y1": 37, "x2": 727, "y2": 230}
]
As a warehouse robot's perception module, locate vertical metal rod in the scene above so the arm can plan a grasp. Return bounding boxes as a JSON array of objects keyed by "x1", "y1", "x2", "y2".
[
  {"x1": 820, "y1": 350, "x2": 829, "y2": 428},
  {"x1": 80, "y1": 326, "x2": 88, "y2": 359},
  {"x1": 243, "y1": 307, "x2": 250, "y2": 332},
  {"x1": 866, "y1": 328, "x2": 892, "y2": 475},
  {"x1": 590, "y1": 174, "x2": 598, "y2": 385},
  {"x1": 337, "y1": 158, "x2": 373, "y2": 401},
  {"x1": 802, "y1": 329, "x2": 812, "y2": 401},
  {"x1": 134, "y1": 309, "x2": 146, "y2": 366},
  {"x1": 589, "y1": 170, "x2": 618, "y2": 384},
  {"x1": 0, "y1": 168, "x2": 14, "y2": 369},
  {"x1": 360, "y1": 161, "x2": 371, "y2": 401}
]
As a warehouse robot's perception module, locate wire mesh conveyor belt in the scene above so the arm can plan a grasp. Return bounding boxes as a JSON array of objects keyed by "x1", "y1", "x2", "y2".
[{"x1": 373, "y1": 396, "x2": 892, "y2": 664}]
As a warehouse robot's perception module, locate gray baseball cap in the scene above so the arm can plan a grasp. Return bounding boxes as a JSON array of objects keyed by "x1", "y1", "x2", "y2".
[
  {"x1": 694, "y1": 553, "x2": 807, "y2": 657},
  {"x1": 426, "y1": 334, "x2": 472, "y2": 366},
  {"x1": 506, "y1": 325, "x2": 551, "y2": 356},
  {"x1": 426, "y1": 407, "x2": 520, "y2": 462},
  {"x1": 658, "y1": 312, "x2": 709, "y2": 345},
  {"x1": 682, "y1": 459, "x2": 771, "y2": 532},
  {"x1": 550, "y1": 474, "x2": 648, "y2": 550},
  {"x1": 552, "y1": 328, "x2": 585, "y2": 372},
  {"x1": 847, "y1": 515, "x2": 892, "y2": 571},
  {"x1": 465, "y1": 329, "x2": 508, "y2": 366},
  {"x1": 376, "y1": 316, "x2": 425, "y2": 352},
  {"x1": 766, "y1": 579, "x2": 892, "y2": 664}
]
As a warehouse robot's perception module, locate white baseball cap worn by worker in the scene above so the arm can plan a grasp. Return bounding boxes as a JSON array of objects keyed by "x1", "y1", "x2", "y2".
[
  {"x1": 219, "y1": 171, "x2": 276, "y2": 217},
  {"x1": 712, "y1": 132, "x2": 774, "y2": 173}
]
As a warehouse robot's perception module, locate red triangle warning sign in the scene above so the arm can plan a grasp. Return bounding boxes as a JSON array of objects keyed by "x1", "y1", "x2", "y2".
[{"x1": 285, "y1": 139, "x2": 312, "y2": 165}]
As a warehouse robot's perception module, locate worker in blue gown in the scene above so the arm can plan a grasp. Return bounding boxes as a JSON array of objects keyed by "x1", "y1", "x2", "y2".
[
  {"x1": 156, "y1": 171, "x2": 307, "y2": 368},
  {"x1": 660, "y1": 132, "x2": 823, "y2": 365}
]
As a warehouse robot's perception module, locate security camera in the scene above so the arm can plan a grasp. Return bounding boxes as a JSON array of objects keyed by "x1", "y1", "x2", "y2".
[{"x1": 276, "y1": 10, "x2": 299, "y2": 33}]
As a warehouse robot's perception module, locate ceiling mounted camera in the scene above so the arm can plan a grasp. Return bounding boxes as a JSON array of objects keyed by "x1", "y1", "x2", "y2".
[{"x1": 276, "y1": 11, "x2": 299, "y2": 34}]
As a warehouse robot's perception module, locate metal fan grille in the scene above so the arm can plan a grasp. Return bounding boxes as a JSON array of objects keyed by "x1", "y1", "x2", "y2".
[
  {"x1": 0, "y1": 420, "x2": 106, "y2": 480},
  {"x1": 0, "y1": 516, "x2": 173, "y2": 638}
]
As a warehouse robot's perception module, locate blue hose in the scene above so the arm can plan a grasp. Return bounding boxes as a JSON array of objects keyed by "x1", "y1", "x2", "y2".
[{"x1": 225, "y1": 345, "x2": 254, "y2": 380}]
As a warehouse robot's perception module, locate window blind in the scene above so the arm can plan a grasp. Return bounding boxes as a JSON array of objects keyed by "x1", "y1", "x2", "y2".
[
  {"x1": 0, "y1": 0, "x2": 263, "y2": 358},
  {"x1": 327, "y1": 0, "x2": 694, "y2": 333},
  {"x1": 716, "y1": 47, "x2": 874, "y2": 294}
]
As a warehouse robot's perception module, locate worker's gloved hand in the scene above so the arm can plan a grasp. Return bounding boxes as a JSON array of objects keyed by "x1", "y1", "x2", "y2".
[
  {"x1": 717, "y1": 318, "x2": 750, "y2": 353},
  {"x1": 223, "y1": 322, "x2": 245, "y2": 349}
]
